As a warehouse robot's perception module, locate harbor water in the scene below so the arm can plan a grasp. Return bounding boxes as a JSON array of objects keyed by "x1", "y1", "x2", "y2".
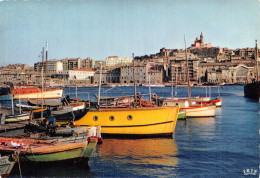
[{"x1": 3, "y1": 85, "x2": 259, "y2": 177}]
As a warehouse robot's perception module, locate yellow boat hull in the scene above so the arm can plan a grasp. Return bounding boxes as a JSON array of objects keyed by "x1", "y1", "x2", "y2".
[{"x1": 74, "y1": 106, "x2": 179, "y2": 136}]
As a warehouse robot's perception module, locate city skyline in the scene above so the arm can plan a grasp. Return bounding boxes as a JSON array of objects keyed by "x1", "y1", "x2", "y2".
[{"x1": 0, "y1": 0, "x2": 259, "y2": 66}]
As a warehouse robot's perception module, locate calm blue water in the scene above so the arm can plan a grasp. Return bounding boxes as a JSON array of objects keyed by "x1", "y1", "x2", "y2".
[{"x1": 4, "y1": 86, "x2": 260, "y2": 177}]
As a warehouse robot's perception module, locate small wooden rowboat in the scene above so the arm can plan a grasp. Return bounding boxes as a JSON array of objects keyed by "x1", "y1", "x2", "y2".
[
  {"x1": 0, "y1": 155, "x2": 16, "y2": 178},
  {"x1": 5, "y1": 113, "x2": 30, "y2": 123},
  {"x1": 0, "y1": 136, "x2": 98, "y2": 163}
]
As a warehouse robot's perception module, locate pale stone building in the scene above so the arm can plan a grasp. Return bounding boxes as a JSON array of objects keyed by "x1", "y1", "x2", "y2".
[
  {"x1": 81, "y1": 58, "x2": 95, "y2": 69},
  {"x1": 69, "y1": 69, "x2": 95, "y2": 80},
  {"x1": 106, "y1": 56, "x2": 132, "y2": 67},
  {"x1": 34, "y1": 60, "x2": 63, "y2": 74},
  {"x1": 170, "y1": 59, "x2": 199, "y2": 82},
  {"x1": 62, "y1": 58, "x2": 82, "y2": 71}
]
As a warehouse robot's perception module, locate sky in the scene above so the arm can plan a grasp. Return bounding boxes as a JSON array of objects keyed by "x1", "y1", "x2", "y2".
[{"x1": 0, "y1": 0, "x2": 259, "y2": 66}]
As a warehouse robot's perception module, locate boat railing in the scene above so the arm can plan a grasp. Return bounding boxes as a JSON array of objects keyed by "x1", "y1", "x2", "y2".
[
  {"x1": 64, "y1": 91, "x2": 90, "y2": 101},
  {"x1": 99, "y1": 93, "x2": 157, "y2": 109}
]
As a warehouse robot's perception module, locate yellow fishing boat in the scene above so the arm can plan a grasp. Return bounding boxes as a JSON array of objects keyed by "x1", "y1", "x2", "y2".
[{"x1": 74, "y1": 106, "x2": 179, "y2": 136}]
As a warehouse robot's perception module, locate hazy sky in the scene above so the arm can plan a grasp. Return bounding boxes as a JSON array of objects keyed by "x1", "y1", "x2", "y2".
[{"x1": 0, "y1": 0, "x2": 259, "y2": 66}]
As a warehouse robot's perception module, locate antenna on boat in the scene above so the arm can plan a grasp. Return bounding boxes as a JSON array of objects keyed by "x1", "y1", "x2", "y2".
[
  {"x1": 41, "y1": 47, "x2": 44, "y2": 120},
  {"x1": 45, "y1": 41, "x2": 48, "y2": 91},
  {"x1": 184, "y1": 35, "x2": 191, "y2": 103},
  {"x1": 133, "y1": 53, "x2": 136, "y2": 101}
]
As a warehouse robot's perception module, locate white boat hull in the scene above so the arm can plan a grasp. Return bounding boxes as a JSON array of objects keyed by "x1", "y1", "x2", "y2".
[
  {"x1": 182, "y1": 105, "x2": 216, "y2": 117},
  {"x1": 215, "y1": 100, "x2": 222, "y2": 107},
  {"x1": 5, "y1": 113, "x2": 30, "y2": 123},
  {"x1": 13, "y1": 89, "x2": 63, "y2": 100}
]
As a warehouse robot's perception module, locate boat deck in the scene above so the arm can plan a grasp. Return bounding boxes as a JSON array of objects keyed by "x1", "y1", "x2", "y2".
[{"x1": 0, "y1": 121, "x2": 28, "y2": 133}]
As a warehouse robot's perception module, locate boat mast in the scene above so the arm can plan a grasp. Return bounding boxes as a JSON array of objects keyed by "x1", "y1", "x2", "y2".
[
  {"x1": 41, "y1": 47, "x2": 44, "y2": 119},
  {"x1": 171, "y1": 68, "x2": 173, "y2": 97},
  {"x1": 98, "y1": 62, "x2": 102, "y2": 106},
  {"x1": 149, "y1": 74, "x2": 151, "y2": 101},
  {"x1": 256, "y1": 40, "x2": 259, "y2": 82},
  {"x1": 11, "y1": 95, "x2": 14, "y2": 115},
  {"x1": 184, "y1": 35, "x2": 191, "y2": 103},
  {"x1": 175, "y1": 67, "x2": 177, "y2": 97},
  {"x1": 45, "y1": 41, "x2": 48, "y2": 91},
  {"x1": 133, "y1": 53, "x2": 136, "y2": 101}
]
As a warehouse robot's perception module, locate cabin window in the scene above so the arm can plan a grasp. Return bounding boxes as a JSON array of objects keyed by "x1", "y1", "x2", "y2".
[
  {"x1": 109, "y1": 116, "x2": 114, "y2": 121},
  {"x1": 127, "y1": 115, "x2": 132, "y2": 121},
  {"x1": 93, "y1": 116, "x2": 98, "y2": 121}
]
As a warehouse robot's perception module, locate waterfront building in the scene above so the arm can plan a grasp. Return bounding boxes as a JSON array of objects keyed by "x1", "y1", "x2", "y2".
[
  {"x1": 93, "y1": 70, "x2": 109, "y2": 84},
  {"x1": 106, "y1": 56, "x2": 132, "y2": 67},
  {"x1": 107, "y1": 68, "x2": 121, "y2": 83},
  {"x1": 68, "y1": 69, "x2": 95, "y2": 80},
  {"x1": 198, "y1": 62, "x2": 229, "y2": 83},
  {"x1": 50, "y1": 74, "x2": 69, "y2": 86},
  {"x1": 93, "y1": 67, "x2": 121, "y2": 84},
  {"x1": 148, "y1": 69, "x2": 163, "y2": 83},
  {"x1": 169, "y1": 59, "x2": 199, "y2": 82},
  {"x1": 0, "y1": 72, "x2": 35, "y2": 85},
  {"x1": 199, "y1": 62, "x2": 254, "y2": 84},
  {"x1": 120, "y1": 65, "x2": 147, "y2": 84},
  {"x1": 94, "y1": 61, "x2": 106, "y2": 70},
  {"x1": 81, "y1": 58, "x2": 95, "y2": 69},
  {"x1": 62, "y1": 58, "x2": 82, "y2": 71},
  {"x1": 34, "y1": 60, "x2": 63, "y2": 74}
]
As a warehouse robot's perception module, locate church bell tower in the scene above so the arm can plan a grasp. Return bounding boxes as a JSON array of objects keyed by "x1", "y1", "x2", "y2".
[{"x1": 200, "y1": 32, "x2": 204, "y2": 44}]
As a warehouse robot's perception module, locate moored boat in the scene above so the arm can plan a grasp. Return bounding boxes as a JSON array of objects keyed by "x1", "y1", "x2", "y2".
[
  {"x1": 0, "y1": 95, "x2": 12, "y2": 101},
  {"x1": 244, "y1": 40, "x2": 260, "y2": 99},
  {"x1": 0, "y1": 87, "x2": 12, "y2": 101},
  {"x1": 0, "y1": 126, "x2": 100, "y2": 163},
  {"x1": 178, "y1": 110, "x2": 186, "y2": 119},
  {"x1": 195, "y1": 98, "x2": 222, "y2": 107},
  {"x1": 181, "y1": 104, "x2": 216, "y2": 117},
  {"x1": 12, "y1": 87, "x2": 63, "y2": 100},
  {"x1": 244, "y1": 81, "x2": 260, "y2": 99},
  {"x1": 142, "y1": 84, "x2": 165, "y2": 87},
  {"x1": 159, "y1": 98, "x2": 216, "y2": 117},
  {"x1": 74, "y1": 106, "x2": 180, "y2": 137},
  {"x1": 5, "y1": 113, "x2": 30, "y2": 123},
  {"x1": 51, "y1": 101, "x2": 87, "y2": 121},
  {"x1": 0, "y1": 155, "x2": 16, "y2": 178},
  {"x1": 0, "y1": 137, "x2": 89, "y2": 163}
]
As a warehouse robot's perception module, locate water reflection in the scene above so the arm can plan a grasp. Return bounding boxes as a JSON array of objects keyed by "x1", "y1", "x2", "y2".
[
  {"x1": 190, "y1": 117, "x2": 216, "y2": 125},
  {"x1": 91, "y1": 138, "x2": 179, "y2": 177},
  {"x1": 175, "y1": 117, "x2": 217, "y2": 148},
  {"x1": 11, "y1": 160, "x2": 93, "y2": 177}
]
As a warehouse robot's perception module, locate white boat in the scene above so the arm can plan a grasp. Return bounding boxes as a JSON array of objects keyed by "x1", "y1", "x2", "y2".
[
  {"x1": 12, "y1": 88, "x2": 63, "y2": 100},
  {"x1": 142, "y1": 84, "x2": 165, "y2": 87},
  {"x1": 161, "y1": 98, "x2": 216, "y2": 117},
  {"x1": 0, "y1": 155, "x2": 16, "y2": 177},
  {"x1": 158, "y1": 37, "x2": 217, "y2": 118},
  {"x1": 5, "y1": 113, "x2": 30, "y2": 123},
  {"x1": 195, "y1": 98, "x2": 222, "y2": 107},
  {"x1": 162, "y1": 99, "x2": 190, "y2": 108},
  {"x1": 182, "y1": 105, "x2": 216, "y2": 117}
]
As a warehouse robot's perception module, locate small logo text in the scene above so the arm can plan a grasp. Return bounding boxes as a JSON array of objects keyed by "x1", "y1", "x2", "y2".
[{"x1": 243, "y1": 169, "x2": 257, "y2": 176}]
